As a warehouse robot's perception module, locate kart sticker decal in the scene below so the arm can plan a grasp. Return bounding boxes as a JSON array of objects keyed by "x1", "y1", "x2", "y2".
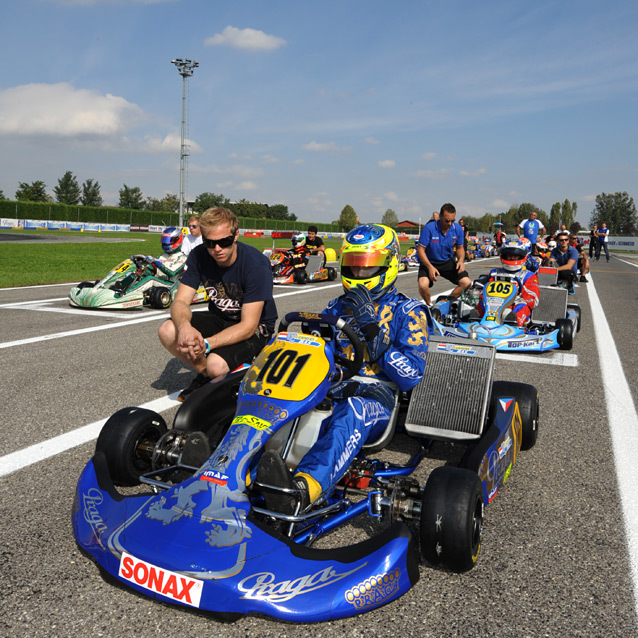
[
  {"x1": 82, "y1": 488, "x2": 108, "y2": 549},
  {"x1": 499, "y1": 398, "x2": 514, "y2": 412},
  {"x1": 232, "y1": 414, "x2": 272, "y2": 431},
  {"x1": 345, "y1": 568, "x2": 401, "y2": 609},
  {"x1": 238, "y1": 563, "x2": 366, "y2": 603},
  {"x1": 119, "y1": 552, "x2": 204, "y2": 607},
  {"x1": 200, "y1": 470, "x2": 229, "y2": 485},
  {"x1": 436, "y1": 343, "x2": 477, "y2": 355}
]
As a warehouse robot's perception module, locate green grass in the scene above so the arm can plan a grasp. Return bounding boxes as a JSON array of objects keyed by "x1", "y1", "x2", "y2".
[{"x1": 0, "y1": 229, "x2": 346, "y2": 287}]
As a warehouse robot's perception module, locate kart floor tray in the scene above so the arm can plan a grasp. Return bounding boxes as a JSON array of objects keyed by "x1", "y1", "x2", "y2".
[
  {"x1": 531, "y1": 285, "x2": 567, "y2": 325},
  {"x1": 404, "y1": 336, "x2": 495, "y2": 441}
]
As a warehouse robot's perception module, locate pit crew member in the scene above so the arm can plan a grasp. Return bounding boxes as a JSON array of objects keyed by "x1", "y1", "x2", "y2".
[{"x1": 550, "y1": 233, "x2": 579, "y2": 294}]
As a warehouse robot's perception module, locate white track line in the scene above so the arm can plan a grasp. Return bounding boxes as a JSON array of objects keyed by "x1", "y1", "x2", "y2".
[
  {"x1": 0, "y1": 394, "x2": 180, "y2": 478},
  {"x1": 588, "y1": 275, "x2": 638, "y2": 618}
]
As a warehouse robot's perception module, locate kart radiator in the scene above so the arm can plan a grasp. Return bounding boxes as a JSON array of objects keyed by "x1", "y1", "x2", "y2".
[
  {"x1": 530, "y1": 285, "x2": 567, "y2": 325},
  {"x1": 404, "y1": 336, "x2": 495, "y2": 441},
  {"x1": 537, "y1": 267, "x2": 558, "y2": 286}
]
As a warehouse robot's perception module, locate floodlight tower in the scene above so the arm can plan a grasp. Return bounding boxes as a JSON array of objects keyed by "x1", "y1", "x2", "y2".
[{"x1": 171, "y1": 57, "x2": 199, "y2": 227}]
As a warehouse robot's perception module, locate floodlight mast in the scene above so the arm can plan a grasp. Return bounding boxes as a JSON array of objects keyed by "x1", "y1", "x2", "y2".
[{"x1": 171, "y1": 58, "x2": 199, "y2": 228}]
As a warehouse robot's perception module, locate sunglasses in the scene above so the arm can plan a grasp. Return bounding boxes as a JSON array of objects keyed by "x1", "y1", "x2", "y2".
[
  {"x1": 202, "y1": 234, "x2": 235, "y2": 249},
  {"x1": 188, "y1": 224, "x2": 199, "y2": 229},
  {"x1": 559, "y1": 239, "x2": 569, "y2": 242}
]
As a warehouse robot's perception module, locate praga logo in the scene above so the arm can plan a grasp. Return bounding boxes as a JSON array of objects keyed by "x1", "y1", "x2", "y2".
[
  {"x1": 119, "y1": 552, "x2": 204, "y2": 607},
  {"x1": 345, "y1": 568, "x2": 401, "y2": 609}
]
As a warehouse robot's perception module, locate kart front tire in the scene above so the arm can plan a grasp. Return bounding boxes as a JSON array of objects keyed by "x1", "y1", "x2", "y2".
[
  {"x1": 556, "y1": 318, "x2": 573, "y2": 350},
  {"x1": 294, "y1": 269, "x2": 308, "y2": 285},
  {"x1": 149, "y1": 286, "x2": 172, "y2": 309},
  {"x1": 491, "y1": 380, "x2": 539, "y2": 451},
  {"x1": 96, "y1": 408, "x2": 167, "y2": 486},
  {"x1": 327, "y1": 267, "x2": 338, "y2": 281},
  {"x1": 77, "y1": 281, "x2": 96, "y2": 290},
  {"x1": 420, "y1": 466, "x2": 483, "y2": 572}
]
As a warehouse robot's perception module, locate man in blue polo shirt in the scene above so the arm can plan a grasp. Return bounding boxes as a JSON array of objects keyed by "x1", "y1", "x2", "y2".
[
  {"x1": 417, "y1": 202, "x2": 471, "y2": 305},
  {"x1": 516, "y1": 210, "x2": 545, "y2": 256},
  {"x1": 596, "y1": 222, "x2": 610, "y2": 262},
  {"x1": 550, "y1": 232, "x2": 579, "y2": 294}
]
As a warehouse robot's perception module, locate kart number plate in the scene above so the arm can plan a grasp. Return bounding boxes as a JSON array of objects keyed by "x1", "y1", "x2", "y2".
[
  {"x1": 115, "y1": 261, "x2": 132, "y2": 274},
  {"x1": 485, "y1": 281, "x2": 515, "y2": 298}
]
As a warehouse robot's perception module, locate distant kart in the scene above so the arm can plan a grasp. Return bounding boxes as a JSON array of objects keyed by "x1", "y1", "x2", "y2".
[
  {"x1": 268, "y1": 249, "x2": 338, "y2": 284},
  {"x1": 68, "y1": 254, "x2": 208, "y2": 310},
  {"x1": 403, "y1": 246, "x2": 419, "y2": 268},
  {"x1": 430, "y1": 273, "x2": 581, "y2": 352}
]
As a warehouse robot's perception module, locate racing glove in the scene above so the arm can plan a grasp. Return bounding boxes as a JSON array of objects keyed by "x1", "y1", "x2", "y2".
[{"x1": 342, "y1": 285, "x2": 392, "y2": 362}]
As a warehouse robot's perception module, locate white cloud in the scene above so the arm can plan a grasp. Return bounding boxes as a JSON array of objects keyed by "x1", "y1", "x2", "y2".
[
  {"x1": 0, "y1": 82, "x2": 144, "y2": 137},
  {"x1": 421, "y1": 152, "x2": 436, "y2": 160},
  {"x1": 261, "y1": 154, "x2": 280, "y2": 164},
  {"x1": 364, "y1": 137, "x2": 380, "y2": 145},
  {"x1": 459, "y1": 167, "x2": 487, "y2": 177},
  {"x1": 581, "y1": 194, "x2": 597, "y2": 202},
  {"x1": 292, "y1": 158, "x2": 305, "y2": 165},
  {"x1": 302, "y1": 140, "x2": 350, "y2": 152},
  {"x1": 378, "y1": 160, "x2": 396, "y2": 168},
  {"x1": 205, "y1": 26, "x2": 286, "y2": 51},
  {"x1": 491, "y1": 199, "x2": 510, "y2": 209},
  {"x1": 384, "y1": 191, "x2": 399, "y2": 201},
  {"x1": 237, "y1": 181, "x2": 258, "y2": 190},
  {"x1": 140, "y1": 133, "x2": 202, "y2": 155}
]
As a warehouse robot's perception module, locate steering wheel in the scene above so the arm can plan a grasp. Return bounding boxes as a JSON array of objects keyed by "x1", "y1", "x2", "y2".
[
  {"x1": 131, "y1": 254, "x2": 157, "y2": 274},
  {"x1": 277, "y1": 312, "x2": 364, "y2": 382}
]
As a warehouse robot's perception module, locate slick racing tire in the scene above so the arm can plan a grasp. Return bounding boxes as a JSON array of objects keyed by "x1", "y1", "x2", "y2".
[
  {"x1": 491, "y1": 380, "x2": 539, "y2": 451},
  {"x1": 567, "y1": 303, "x2": 582, "y2": 333},
  {"x1": 327, "y1": 267, "x2": 338, "y2": 281},
  {"x1": 96, "y1": 407, "x2": 167, "y2": 486},
  {"x1": 149, "y1": 286, "x2": 172, "y2": 309},
  {"x1": 77, "y1": 281, "x2": 96, "y2": 290},
  {"x1": 294, "y1": 269, "x2": 308, "y2": 284},
  {"x1": 420, "y1": 466, "x2": 483, "y2": 573},
  {"x1": 556, "y1": 318, "x2": 573, "y2": 350}
]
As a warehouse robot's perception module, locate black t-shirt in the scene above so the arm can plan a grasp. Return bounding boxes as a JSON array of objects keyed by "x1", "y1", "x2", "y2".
[
  {"x1": 181, "y1": 242, "x2": 277, "y2": 335},
  {"x1": 305, "y1": 235, "x2": 324, "y2": 251}
]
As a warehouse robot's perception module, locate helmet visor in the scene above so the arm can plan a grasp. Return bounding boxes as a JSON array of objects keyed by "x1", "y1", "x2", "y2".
[{"x1": 341, "y1": 249, "x2": 393, "y2": 269}]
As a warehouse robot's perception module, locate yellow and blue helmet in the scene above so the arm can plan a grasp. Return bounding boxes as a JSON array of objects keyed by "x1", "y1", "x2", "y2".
[{"x1": 340, "y1": 224, "x2": 400, "y2": 299}]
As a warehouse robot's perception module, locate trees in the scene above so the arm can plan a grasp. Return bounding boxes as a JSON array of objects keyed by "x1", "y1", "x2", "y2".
[
  {"x1": 0, "y1": 188, "x2": 5, "y2": 200},
  {"x1": 145, "y1": 193, "x2": 179, "y2": 212},
  {"x1": 81, "y1": 179, "x2": 103, "y2": 207},
  {"x1": 15, "y1": 180, "x2": 49, "y2": 202},
  {"x1": 590, "y1": 191, "x2": 637, "y2": 234},
  {"x1": 338, "y1": 205, "x2": 358, "y2": 232},
  {"x1": 194, "y1": 192, "x2": 229, "y2": 212},
  {"x1": 560, "y1": 200, "x2": 575, "y2": 232},
  {"x1": 381, "y1": 208, "x2": 399, "y2": 227},
  {"x1": 118, "y1": 184, "x2": 145, "y2": 210},
  {"x1": 53, "y1": 171, "x2": 81, "y2": 205}
]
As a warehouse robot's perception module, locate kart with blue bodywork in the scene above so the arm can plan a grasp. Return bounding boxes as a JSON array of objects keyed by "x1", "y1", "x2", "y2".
[
  {"x1": 73, "y1": 311, "x2": 539, "y2": 622},
  {"x1": 430, "y1": 272, "x2": 581, "y2": 352},
  {"x1": 68, "y1": 253, "x2": 208, "y2": 310}
]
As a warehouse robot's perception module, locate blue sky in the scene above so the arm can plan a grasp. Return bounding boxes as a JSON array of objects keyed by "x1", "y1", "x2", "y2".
[{"x1": 1, "y1": 0, "x2": 636, "y2": 226}]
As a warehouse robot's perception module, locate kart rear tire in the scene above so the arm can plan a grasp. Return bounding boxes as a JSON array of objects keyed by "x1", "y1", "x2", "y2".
[
  {"x1": 556, "y1": 318, "x2": 573, "y2": 350},
  {"x1": 96, "y1": 407, "x2": 167, "y2": 486},
  {"x1": 294, "y1": 269, "x2": 308, "y2": 285},
  {"x1": 77, "y1": 281, "x2": 96, "y2": 290},
  {"x1": 491, "y1": 380, "x2": 539, "y2": 451},
  {"x1": 149, "y1": 286, "x2": 172, "y2": 309},
  {"x1": 567, "y1": 303, "x2": 582, "y2": 333},
  {"x1": 420, "y1": 466, "x2": 483, "y2": 572},
  {"x1": 327, "y1": 267, "x2": 338, "y2": 281}
]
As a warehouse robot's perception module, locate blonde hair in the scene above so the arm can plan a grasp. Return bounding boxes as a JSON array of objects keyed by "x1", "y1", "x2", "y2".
[{"x1": 200, "y1": 207, "x2": 239, "y2": 235}]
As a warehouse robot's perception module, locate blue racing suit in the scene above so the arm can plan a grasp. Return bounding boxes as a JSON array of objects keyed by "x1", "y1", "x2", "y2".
[{"x1": 294, "y1": 287, "x2": 430, "y2": 501}]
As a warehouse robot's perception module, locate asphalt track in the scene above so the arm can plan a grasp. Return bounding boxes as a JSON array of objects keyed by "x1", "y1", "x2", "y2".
[{"x1": 1, "y1": 253, "x2": 637, "y2": 637}]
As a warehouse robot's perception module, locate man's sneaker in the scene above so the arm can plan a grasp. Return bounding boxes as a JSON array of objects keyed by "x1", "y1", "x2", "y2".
[
  {"x1": 177, "y1": 372, "x2": 211, "y2": 402},
  {"x1": 580, "y1": 275, "x2": 588, "y2": 282},
  {"x1": 568, "y1": 287, "x2": 576, "y2": 296},
  {"x1": 256, "y1": 450, "x2": 308, "y2": 515}
]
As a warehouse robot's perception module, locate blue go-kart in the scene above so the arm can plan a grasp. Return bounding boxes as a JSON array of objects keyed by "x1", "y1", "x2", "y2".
[
  {"x1": 73, "y1": 312, "x2": 539, "y2": 622},
  {"x1": 431, "y1": 273, "x2": 581, "y2": 352}
]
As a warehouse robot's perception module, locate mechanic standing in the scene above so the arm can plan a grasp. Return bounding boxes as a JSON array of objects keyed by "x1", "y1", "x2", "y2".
[
  {"x1": 596, "y1": 222, "x2": 610, "y2": 262},
  {"x1": 257, "y1": 224, "x2": 430, "y2": 514},
  {"x1": 158, "y1": 207, "x2": 277, "y2": 402},
  {"x1": 516, "y1": 210, "x2": 545, "y2": 256},
  {"x1": 416, "y1": 203, "x2": 471, "y2": 306}
]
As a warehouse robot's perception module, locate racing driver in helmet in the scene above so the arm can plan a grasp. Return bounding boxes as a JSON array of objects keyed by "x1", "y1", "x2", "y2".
[
  {"x1": 289, "y1": 230, "x2": 310, "y2": 271},
  {"x1": 478, "y1": 239, "x2": 540, "y2": 327},
  {"x1": 258, "y1": 224, "x2": 430, "y2": 514}
]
